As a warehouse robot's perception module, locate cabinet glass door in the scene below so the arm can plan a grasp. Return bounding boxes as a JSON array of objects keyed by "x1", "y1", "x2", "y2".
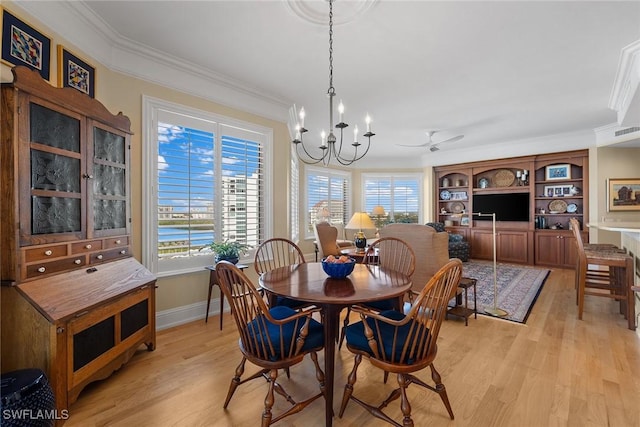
[
  {"x1": 28, "y1": 102, "x2": 83, "y2": 238},
  {"x1": 90, "y1": 123, "x2": 129, "y2": 236}
]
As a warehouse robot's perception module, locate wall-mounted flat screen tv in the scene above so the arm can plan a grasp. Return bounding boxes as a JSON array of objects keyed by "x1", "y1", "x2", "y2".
[{"x1": 472, "y1": 193, "x2": 530, "y2": 222}]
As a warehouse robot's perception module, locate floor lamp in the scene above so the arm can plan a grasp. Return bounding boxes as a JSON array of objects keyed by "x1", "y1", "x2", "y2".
[{"x1": 473, "y1": 212, "x2": 508, "y2": 317}]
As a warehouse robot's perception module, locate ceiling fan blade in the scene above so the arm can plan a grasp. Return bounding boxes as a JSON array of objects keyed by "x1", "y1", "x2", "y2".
[
  {"x1": 437, "y1": 134, "x2": 464, "y2": 145},
  {"x1": 397, "y1": 142, "x2": 430, "y2": 147}
]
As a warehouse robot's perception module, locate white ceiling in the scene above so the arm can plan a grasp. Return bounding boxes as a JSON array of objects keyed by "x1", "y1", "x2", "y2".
[{"x1": 15, "y1": 1, "x2": 640, "y2": 167}]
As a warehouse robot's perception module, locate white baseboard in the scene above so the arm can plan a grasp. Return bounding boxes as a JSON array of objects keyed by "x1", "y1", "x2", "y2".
[{"x1": 155, "y1": 300, "x2": 226, "y2": 331}]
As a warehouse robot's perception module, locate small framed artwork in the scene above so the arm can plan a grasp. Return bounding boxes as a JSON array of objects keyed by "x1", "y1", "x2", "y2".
[
  {"x1": 460, "y1": 216, "x2": 470, "y2": 226},
  {"x1": 57, "y1": 45, "x2": 95, "y2": 98},
  {"x1": 544, "y1": 184, "x2": 573, "y2": 197},
  {"x1": 1, "y1": 8, "x2": 51, "y2": 80},
  {"x1": 545, "y1": 164, "x2": 571, "y2": 180},
  {"x1": 607, "y1": 178, "x2": 640, "y2": 212}
]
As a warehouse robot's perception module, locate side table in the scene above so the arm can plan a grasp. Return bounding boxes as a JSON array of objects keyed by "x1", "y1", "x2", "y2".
[
  {"x1": 447, "y1": 277, "x2": 477, "y2": 326},
  {"x1": 205, "y1": 263, "x2": 249, "y2": 329}
]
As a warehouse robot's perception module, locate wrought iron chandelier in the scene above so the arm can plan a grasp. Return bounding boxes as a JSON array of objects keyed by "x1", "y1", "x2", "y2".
[{"x1": 292, "y1": 0, "x2": 375, "y2": 166}]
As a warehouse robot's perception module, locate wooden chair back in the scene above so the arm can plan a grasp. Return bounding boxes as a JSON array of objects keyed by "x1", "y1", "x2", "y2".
[
  {"x1": 363, "y1": 236, "x2": 415, "y2": 278},
  {"x1": 254, "y1": 238, "x2": 305, "y2": 275}
]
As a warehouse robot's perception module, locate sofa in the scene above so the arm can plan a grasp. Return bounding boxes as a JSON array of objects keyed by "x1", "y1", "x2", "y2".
[
  {"x1": 425, "y1": 222, "x2": 470, "y2": 262},
  {"x1": 379, "y1": 223, "x2": 450, "y2": 294}
]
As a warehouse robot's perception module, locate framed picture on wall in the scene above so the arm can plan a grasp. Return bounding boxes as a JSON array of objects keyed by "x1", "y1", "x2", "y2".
[
  {"x1": 545, "y1": 164, "x2": 571, "y2": 180},
  {"x1": 1, "y1": 8, "x2": 51, "y2": 80},
  {"x1": 57, "y1": 45, "x2": 95, "y2": 98},
  {"x1": 607, "y1": 178, "x2": 640, "y2": 211}
]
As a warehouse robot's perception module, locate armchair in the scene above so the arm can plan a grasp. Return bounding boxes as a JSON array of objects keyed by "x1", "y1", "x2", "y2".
[{"x1": 425, "y1": 222, "x2": 470, "y2": 262}]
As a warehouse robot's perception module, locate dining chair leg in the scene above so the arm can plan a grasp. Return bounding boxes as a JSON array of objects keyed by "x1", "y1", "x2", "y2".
[
  {"x1": 339, "y1": 353, "x2": 362, "y2": 417},
  {"x1": 261, "y1": 369, "x2": 277, "y2": 427},
  {"x1": 430, "y1": 363, "x2": 454, "y2": 420},
  {"x1": 338, "y1": 307, "x2": 351, "y2": 349},
  {"x1": 224, "y1": 357, "x2": 247, "y2": 408},
  {"x1": 398, "y1": 373, "x2": 413, "y2": 427}
]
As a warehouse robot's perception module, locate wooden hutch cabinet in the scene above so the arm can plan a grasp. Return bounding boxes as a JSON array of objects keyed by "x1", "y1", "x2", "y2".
[
  {"x1": 1, "y1": 67, "x2": 156, "y2": 419},
  {"x1": 434, "y1": 149, "x2": 589, "y2": 267}
]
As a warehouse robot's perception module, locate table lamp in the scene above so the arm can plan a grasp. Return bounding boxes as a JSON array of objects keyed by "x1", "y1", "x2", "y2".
[
  {"x1": 346, "y1": 212, "x2": 375, "y2": 252},
  {"x1": 371, "y1": 205, "x2": 386, "y2": 235}
]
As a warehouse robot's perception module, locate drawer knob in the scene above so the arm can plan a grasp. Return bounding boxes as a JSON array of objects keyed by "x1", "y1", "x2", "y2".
[
  {"x1": 120, "y1": 250, "x2": 126, "y2": 255},
  {"x1": 115, "y1": 239, "x2": 122, "y2": 244},
  {"x1": 38, "y1": 267, "x2": 46, "y2": 273},
  {"x1": 74, "y1": 259, "x2": 82, "y2": 265},
  {"x1": 97, "y1": 254, "x2": 103, "y2": 260},
  {"x1": 85, "y1": 244, "x2": 92, "y2": 249},
  {"x1": 44, "y1": 250, "x2": 52, "y2": 256}
]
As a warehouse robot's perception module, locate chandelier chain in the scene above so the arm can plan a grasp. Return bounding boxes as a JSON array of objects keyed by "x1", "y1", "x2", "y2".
[{"x1": 328, "y1": 0, "x2": 334, "y2": 96}]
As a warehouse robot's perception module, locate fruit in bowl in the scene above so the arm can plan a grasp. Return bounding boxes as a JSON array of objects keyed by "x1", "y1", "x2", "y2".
[{"x1": 322, "y1": 255, "x2": 356, "y2": 278}]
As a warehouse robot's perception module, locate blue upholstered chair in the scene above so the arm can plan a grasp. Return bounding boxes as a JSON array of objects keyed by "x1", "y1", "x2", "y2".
[
  {"x1": 215, "y1": 261, "x2": 325, "y2": 426},
  {"x1": 425, "y1": 222, "x2": 470, "y2": 262},
  {"x1": 338, "y1": 259, "x2": 463, "y2": 425}
]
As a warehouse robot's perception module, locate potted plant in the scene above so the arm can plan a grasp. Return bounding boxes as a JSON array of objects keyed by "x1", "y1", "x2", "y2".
[{"x1": 203, "y1": 240, "x2": 250, "y2": 264}]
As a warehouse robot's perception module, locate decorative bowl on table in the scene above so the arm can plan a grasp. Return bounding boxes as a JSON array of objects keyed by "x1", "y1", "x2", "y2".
[{"x1": 321, "y1": 255, "x2": 356, "y2": 279}]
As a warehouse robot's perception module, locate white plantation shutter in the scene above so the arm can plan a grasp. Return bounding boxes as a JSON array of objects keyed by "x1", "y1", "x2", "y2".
[
  {"x1": 290, "y1": 147, "x2": 300, "y2": 242},
  {"x1": 363, "y1": 174, "x2": 422, "y2": 223},
  {"x1": 144, "y1": 99, "x2": 271, "y2": 276},
  {"x1": 305, "y1": 167, "x2": 351, "y2": 239}
]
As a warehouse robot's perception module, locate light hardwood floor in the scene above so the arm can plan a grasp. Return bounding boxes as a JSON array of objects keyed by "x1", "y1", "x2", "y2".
[{"x1": 65, "y1": 267, "x2": 640, "y2": 427}]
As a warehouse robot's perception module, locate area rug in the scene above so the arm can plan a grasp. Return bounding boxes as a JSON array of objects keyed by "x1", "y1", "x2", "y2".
[{"x1": 461, "y1": 260, "x2": 550, "y2": 324}]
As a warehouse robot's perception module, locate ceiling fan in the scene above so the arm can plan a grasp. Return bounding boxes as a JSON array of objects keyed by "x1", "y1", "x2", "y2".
[{"x1": 398, "y1": 130, "x2": 464, "y2": 152}]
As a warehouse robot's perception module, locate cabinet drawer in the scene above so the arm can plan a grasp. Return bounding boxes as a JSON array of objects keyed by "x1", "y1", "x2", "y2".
[
  {"x1": 24, "y1": 244, "x2": 68, "y2": 262},
  {"x1": 90, "y1": 247, "x2": 130, "y2": 264},
  {"x1": 25, "y1": 256, "x2": 87, "y2": 279},
  {"x1": 104, "y1": 236, "x2": 129, "y2": 249},
  {"x1": 72, "y1": 240, "x2": 103, "y2": 254}
]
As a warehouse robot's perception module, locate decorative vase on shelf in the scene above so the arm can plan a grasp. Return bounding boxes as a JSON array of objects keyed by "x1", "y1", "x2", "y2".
[{"x1": 442, "y1": 178, "x2": 450, "y2": 187}]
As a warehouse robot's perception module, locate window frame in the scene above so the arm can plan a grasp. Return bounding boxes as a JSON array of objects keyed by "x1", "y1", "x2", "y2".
[
  {"x1": 304, "y1": 166, "x2": 352, "y2": 240},
  {"x1": 361, "y1": 172, "x2": 423, "y2": 224},
  {"x1": 142, "y1": 96, "x2": 272, "y2": 277}
]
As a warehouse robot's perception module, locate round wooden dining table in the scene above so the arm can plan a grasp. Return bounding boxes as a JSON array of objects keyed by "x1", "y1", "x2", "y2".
[{"x1": 259, "y1": 262, "x2": 412, "y2": 427}]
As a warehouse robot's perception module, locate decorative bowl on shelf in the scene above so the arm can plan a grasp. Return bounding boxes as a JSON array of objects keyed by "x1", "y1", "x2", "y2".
[
  {"x1": 322, "y1": 256, "x2": 356, "y2": 279},
  {"x1": 493, "y1": 169, "x2": 515, "y2": 187},
  {"x1": 548, "y1": 199, "x2": 567, "y2": 213}
]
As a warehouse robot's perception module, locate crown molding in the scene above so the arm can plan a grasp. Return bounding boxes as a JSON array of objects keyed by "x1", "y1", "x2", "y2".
[{"x1": 13, "y1": 1, "x2": 291, "y2": 123}]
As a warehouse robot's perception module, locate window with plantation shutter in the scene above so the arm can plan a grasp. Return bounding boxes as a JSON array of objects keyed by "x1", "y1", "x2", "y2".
[
  {"x1": 363, "y1": 173, "x2": 422, "y2": 224},
  {"x1": 290, "y1": 147, "x2": 300, "y2": 243},
  {"x1": 143, "y1": 97, "x2": 272, "y2": 276},
  {"x1": 305, "y1": 167, "x2": 351, "y2": 239}
]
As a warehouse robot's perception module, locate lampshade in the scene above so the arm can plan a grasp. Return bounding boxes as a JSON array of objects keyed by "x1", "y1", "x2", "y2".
[
  {"x1": 372, "y1": 205, "x2": 386, "y2": 216},
  {"x1": 346, "y1": 212, "x2": 375, "y2": 231}
]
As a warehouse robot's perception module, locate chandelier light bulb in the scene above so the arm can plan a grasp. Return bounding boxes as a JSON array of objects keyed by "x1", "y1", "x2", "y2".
[
  {"x1": 365, "y1": 114, "x2": 371, "y2": 132},
  {"x1": 299, "y1": 107, "x2": 305, "y2": 128},
  {"x1": 354, "y1": 125, "x2": 358, "y2": 143},
  {"x1": 338, "y1": 100, "x2": 344, "y2": 123},
  {"x1": 321, "y1": 130, "x2": 327, "y2": 147}
]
